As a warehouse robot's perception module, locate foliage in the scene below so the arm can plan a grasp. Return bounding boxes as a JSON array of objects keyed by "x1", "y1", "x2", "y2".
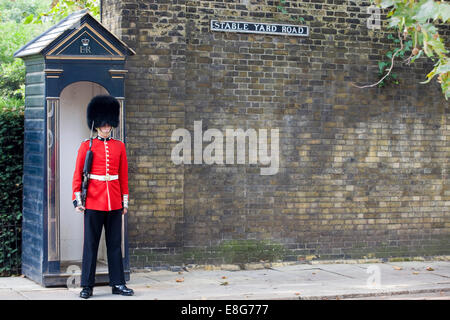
[
  {"x1": 0, "y1": 96, "x2": 24, "y2": 109},
  {"x1": 0, "y1": 21, "x2": 38, "y2": 65},
  {"x1": 0, "y1": 60, "x2": 25, "y2": 100},
  {"x1": 377, "y1": 35, "x2": 413, "y2": 87},
  {"x1": 24, "y1": 0, "x2": 100, "y2": 24},
  {"x1": 0, "y1": 106, "x2": 24, "y2": 276},
  {"x1": 0, "y1": 2, "x2": 51, "y2": 104},
  {"x1": 0, "y1": 22, "x2": 42, "y2": 103},
  {"x1": 181, "y1": 240, "x2": 289, "y2": 264},
  {"x1": 216, "y1": 240, "x2": 288, "y2": 264},
  {"x1": 0, "y1": 0, "x2": 50, "y2": 24},
  {"x1": 374, "y1": 0, "x2": 450, "y2": 99},
  {"x1": 0, "y1": 105, "x2": 25, "y2": 222},
  {"x1": 276, "y1": 0, "x2": 305, "y2": 24}
]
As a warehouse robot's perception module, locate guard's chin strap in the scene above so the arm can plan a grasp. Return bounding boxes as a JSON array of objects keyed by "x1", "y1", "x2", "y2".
[
  {"x1": 90, "y1": 122, "x2": 94, "y2": 145},
  {"x1": 90, "y1": 122, "x2": 94, "y2": 137}
]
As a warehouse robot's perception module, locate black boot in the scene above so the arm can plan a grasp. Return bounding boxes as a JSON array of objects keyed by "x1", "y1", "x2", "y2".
[
  {"x1": 112, "y1": 284, "x2": 134, "y2": 296},
  {"x1": 80, "y1": 286, "x2": 93, "y2": 299}
]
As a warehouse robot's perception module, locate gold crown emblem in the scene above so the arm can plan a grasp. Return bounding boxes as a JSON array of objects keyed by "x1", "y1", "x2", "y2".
[{"x1": 81, "y1": 38, "x2": 90, "y2": 46}]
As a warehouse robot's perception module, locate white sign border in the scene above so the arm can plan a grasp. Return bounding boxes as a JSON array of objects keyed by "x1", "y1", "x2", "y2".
[{"x1": 210, "y1": 20, "x2": 310, "y2": 37}]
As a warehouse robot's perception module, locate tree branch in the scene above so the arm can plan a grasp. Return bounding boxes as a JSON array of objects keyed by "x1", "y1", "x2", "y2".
[{"x1": 352, "y1": 30, "x2": 404, "y2": 89}]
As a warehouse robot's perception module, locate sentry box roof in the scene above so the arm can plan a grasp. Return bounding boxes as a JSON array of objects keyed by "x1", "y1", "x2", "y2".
[{"x1": 14, "y1": 9, "x2": 135, "y2": 59}]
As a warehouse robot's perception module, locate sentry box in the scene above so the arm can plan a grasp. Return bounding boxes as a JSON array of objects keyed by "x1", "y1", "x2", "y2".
[{"x1": 14, "y1": 9, "x2": 135, "y2": 287}]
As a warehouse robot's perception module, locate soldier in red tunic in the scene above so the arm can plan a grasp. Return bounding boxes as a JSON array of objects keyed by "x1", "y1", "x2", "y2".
[{"x1": 72, "y1": 95, "x2": 134, "y2": 299}]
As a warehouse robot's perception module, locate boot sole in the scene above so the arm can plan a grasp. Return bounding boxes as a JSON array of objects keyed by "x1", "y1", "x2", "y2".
[{"x1": 112, "y1": 291, "x2": 134, "y2": 296}]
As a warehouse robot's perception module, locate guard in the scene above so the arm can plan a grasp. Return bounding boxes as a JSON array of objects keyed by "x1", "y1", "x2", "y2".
[{"x1": 72, "y1": 95, "x2": 134, "y2": 299}]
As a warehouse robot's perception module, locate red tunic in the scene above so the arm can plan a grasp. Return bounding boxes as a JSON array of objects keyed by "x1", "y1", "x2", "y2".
[{"x1": 72, "y1": 136, "x2": 129, "y2": 211}]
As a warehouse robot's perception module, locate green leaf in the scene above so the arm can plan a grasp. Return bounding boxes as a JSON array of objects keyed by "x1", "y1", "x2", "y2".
[
  {"x1": 427, "y1": 38, "x2": 448, "y2": 57},
  {"x1": 413, "y1": 0, "x2": 440, "y2": 22},
  {"x1": 23, "y1": 14, "x2": 34, "y2": 25},
  {"x1": 388, "y1": 16, "x2": 401, "y2": 28},
  {"x1": 439, "y1": 3, "x2": 450, "y2": 22},
  {"x1": 421, "y1": 67, "x2": 437, "y2": 83},
  {"x1": 378, "y1": 61, "x2": 388, "y2": 74},
  {"x1": 405, "y1": 40, "x2": 413, "y2": 50},
  {"x1": 435, "y1": 62, "x2": 450, "y2": 74},
  {"x1": 379, "y1": 0, "x2": 396, "y2": 9}
]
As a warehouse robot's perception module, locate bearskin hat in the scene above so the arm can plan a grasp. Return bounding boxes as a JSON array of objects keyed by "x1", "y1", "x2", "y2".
[{"x1": 86, "y1": 95, "x2": 120, "y2": 129}]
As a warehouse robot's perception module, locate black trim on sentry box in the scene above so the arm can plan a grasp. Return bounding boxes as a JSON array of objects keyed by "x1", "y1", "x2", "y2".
[{"x1": 210, "y1": 20, "x2": 309, "y2": 37}]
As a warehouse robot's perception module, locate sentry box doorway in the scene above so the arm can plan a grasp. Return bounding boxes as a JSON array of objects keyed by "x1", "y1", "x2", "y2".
[{"x1": 14, "y1": 9, "x2": 135, "y2": 287}]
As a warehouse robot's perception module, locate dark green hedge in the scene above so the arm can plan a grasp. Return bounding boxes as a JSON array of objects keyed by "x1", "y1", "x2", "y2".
[{"x1": 0, "y1": 106, "x2": 24, "y2": 276}]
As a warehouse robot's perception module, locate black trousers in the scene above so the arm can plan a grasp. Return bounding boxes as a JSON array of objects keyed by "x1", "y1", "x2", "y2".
[{"x1": 81, "y1": 209, "x2": 125, "y2": 287}]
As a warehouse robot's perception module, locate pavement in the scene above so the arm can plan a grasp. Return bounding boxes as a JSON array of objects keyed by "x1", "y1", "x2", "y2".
[{"x1": 1, "y1": 260, "x2": 450, "y2": 300}]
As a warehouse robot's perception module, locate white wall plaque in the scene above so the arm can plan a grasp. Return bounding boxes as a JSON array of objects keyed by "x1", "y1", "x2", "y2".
[{"x1": 210, "y1": 20, "x2": 309, "y2": 37}]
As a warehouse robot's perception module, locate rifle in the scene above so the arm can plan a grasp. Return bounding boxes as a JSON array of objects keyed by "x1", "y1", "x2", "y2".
[{"x1": 81, "y1": 123, "x2": 94, "y2": 207}]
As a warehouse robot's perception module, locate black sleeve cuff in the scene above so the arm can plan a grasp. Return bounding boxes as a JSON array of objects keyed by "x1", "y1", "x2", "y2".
[{"x1": 73, "y1": 200, "x2": 78, "y2": 208}]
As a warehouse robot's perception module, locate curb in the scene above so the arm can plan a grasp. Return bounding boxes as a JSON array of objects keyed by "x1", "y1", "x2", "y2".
[{"x1": 294, "y1": 287, "x2": 450, "y2": 300}]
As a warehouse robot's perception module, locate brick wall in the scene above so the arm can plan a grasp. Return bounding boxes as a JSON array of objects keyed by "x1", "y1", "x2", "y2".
[{"x1": 102, "y1": 0, "x2": 450, "y2": 268}]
